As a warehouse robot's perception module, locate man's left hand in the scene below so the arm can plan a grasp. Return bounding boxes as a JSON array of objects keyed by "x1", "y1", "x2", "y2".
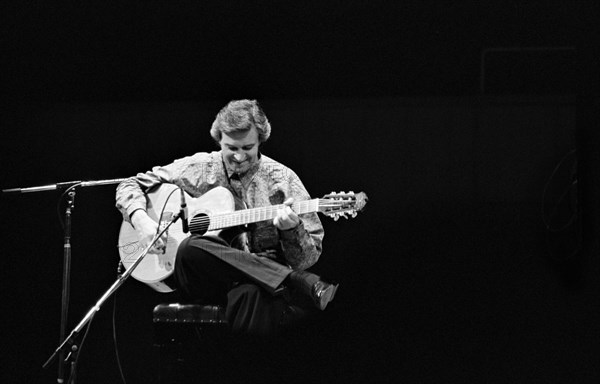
[{"x1": 273, "y1": 198, "x2": 300, "y2": 231}]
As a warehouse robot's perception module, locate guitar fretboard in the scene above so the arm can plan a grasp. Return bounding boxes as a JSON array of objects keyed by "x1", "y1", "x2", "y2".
[{"x1": 191, "y1": 199, "x2": 322, "y2": 231}]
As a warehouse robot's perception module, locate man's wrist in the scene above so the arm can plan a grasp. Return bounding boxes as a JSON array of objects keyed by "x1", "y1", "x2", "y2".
[
  {"x1": 279, "y1": 220, "x2": 303, "y2": 236},
  {"x1": 130, "y1": 209, "x2": 148, "y2": 228}
]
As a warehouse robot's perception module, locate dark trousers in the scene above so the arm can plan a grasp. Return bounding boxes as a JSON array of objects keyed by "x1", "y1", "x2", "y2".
[{"x1": 173, "y1": 235, "x2": 294, "y2": 335}]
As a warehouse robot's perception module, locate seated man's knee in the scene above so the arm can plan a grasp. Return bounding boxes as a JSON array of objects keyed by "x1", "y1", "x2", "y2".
[{"x1": 177, "y1": 236, "x2": 215, "y2": 266}]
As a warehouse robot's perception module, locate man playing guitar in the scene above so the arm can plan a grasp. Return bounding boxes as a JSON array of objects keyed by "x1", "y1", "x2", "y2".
[{"x1": 116, "y1": 99, "x2": 340, "y2": 335}]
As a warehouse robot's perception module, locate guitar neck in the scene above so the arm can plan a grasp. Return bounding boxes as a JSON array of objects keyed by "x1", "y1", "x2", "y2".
[{"x1": 200, "y1": 199, "x2": 321, "y2": 231}]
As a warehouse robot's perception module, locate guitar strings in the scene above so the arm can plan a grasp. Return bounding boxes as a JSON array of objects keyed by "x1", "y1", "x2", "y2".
[
  {"x1": 188, "y1": 198, "x2": 355, "y2": 231},
  {"x1": 188, "y1": 200, "x2": 316, "y2": 228}
]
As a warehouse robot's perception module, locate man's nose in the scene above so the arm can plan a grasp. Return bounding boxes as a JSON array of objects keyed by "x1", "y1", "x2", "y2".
[{"x1": 234, "y1": 153, "x2": 245, "y2": 162}]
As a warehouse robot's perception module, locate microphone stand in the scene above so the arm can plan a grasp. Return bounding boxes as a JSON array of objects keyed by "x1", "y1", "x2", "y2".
[
  {"x1": 59, "y1": 189, "x2": 74, "y2": 383},
  {"x1": 3, "y1": 178, "x2": 126, "y2": 384},
  {"x1": 42, "y1": 213, "x2": 182, "y2": 382}
]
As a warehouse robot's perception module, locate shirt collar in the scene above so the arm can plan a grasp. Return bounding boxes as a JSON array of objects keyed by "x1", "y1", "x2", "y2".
[{"x1": 222, "y1": 152, "x2": 262, "y2": 183}]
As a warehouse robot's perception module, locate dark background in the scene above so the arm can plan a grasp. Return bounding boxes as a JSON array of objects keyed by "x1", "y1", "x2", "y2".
[{"x1": 1, "y1": 2, "x2": 598, "y2": 383}]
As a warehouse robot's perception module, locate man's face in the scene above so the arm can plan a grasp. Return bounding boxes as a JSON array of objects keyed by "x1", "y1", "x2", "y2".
[{"x1": 219, "y1": 127, "x2": 260, "y2": 175}]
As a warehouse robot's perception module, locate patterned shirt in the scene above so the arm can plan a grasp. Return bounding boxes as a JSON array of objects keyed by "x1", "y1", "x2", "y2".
[{"x1": 115, "y1": 151, "x2": 323, "y2": 270}]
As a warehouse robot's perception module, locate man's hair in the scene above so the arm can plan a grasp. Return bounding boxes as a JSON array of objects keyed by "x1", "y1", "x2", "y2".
[{"x1": 210, "y1": 99, "x2": 271, "y2": 143}]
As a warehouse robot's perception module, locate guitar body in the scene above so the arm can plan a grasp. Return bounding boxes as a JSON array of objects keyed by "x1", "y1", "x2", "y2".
[{"x1": 118, "y1": 185, "x2": 239, "y2": 293}]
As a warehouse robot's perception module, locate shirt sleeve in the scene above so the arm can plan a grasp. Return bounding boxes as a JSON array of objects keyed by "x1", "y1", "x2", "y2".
[
  {"x1": 115, "y1": 153, "x2": 207, "y2": 223},
  {"x1": 277, "y1": 172, "x2": 324, "y2": 270}
]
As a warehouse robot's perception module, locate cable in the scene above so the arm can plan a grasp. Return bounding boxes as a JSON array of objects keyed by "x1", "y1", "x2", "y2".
[
  {"x1": 113, "y1": 292, "x2": 128, "y2": 384},
  {"x1": 111, "y1": 186, "x2": 178, "y2": 384},
  {"x1": 156, "y1": 186, "x2": 180, "y2": 236}
]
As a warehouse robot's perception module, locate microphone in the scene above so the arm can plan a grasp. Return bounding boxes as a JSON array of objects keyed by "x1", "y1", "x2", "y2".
[{"x1": 180, "y1": 187, "x2": 189, "y2": 233}]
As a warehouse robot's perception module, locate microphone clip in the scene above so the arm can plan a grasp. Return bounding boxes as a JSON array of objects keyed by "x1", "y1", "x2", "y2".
[{"x1": 179, "y1": 187, "x2": 189, "y2": 234}]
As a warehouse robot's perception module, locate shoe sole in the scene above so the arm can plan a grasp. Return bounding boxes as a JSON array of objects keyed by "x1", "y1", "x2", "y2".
[{"x1": 319, "y1": 284, "x2": 339, "y2": 310}]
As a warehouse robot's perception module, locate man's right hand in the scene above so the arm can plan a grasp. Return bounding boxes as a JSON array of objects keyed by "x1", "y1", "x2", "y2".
[{"x1": 131, "y1": 210, "x2": 167, "y2": 255}]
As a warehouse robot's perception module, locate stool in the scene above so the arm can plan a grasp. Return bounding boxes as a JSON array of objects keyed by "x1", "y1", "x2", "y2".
[
  {"x1": 153, "y1": 303, "x2": 230, "y2": 384},
  {"x1": 153, "y1": 300, "x2": 315, "y2": 384}
]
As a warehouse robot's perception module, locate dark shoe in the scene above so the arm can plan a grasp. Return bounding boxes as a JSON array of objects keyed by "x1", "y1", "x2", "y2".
[{"x1": 312, "y1": 281, "x2": 339, "y2": 310}]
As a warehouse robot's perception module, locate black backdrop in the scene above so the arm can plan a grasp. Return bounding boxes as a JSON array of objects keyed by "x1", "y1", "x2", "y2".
[{"x1": 1, "y1": 2, "x2": 598, "y2": 384}]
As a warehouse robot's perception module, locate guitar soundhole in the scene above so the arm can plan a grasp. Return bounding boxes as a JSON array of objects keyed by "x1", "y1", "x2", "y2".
[{"x1": 189, "y1": 213, "x2": 210, "y2": 235}]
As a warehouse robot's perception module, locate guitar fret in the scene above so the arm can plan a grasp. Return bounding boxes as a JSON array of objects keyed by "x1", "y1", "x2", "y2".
[{"x1": 261, "y1": 207, "x2": 267, "y2": 222}]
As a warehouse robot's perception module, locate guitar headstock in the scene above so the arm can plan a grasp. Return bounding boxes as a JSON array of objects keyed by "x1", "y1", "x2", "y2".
[{"x1": 320, "y1": 191, "x2": 368, "y2": 221}]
